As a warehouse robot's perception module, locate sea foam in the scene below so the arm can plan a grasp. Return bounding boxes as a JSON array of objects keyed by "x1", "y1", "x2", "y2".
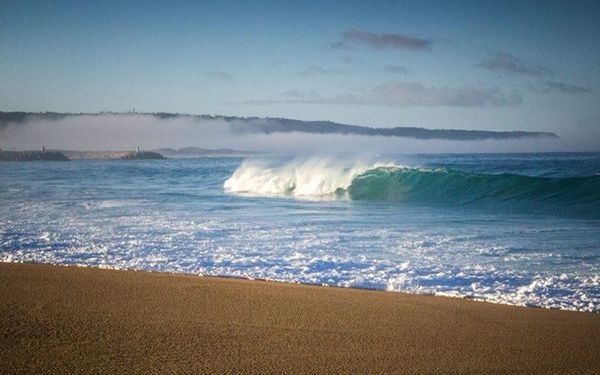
[
  {"x1": 224, "y1": 157, "x2": 600, "y2": 218},
  {"x1": 224, "y1": 158, "x2": 396, "y2": 198},
  {"x1": 1, "y1": 156, "x2": 599, "y2": 312}
]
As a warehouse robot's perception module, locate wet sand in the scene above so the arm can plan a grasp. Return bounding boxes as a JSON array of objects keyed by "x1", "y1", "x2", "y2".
[{"x1": 1, "y1": 262, "x2": 599, "y2": 374}]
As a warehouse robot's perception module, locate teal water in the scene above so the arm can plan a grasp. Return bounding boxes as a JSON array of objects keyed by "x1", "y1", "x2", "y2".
[{"x1": 1, "y1": 153, "x2": 599, "y2": 311}]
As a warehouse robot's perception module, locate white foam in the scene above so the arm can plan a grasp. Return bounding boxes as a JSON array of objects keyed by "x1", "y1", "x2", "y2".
[
  {"x1": 1, "y1": 159, "x2": 599, "y2": 313},
  {"x1": 224, "y1": 158, "x2": 401, "y2": 198}
]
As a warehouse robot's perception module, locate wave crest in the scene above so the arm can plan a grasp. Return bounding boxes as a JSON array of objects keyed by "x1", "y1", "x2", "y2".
[
  {"x1": 224, "y1": 158, "x2": 378, "y2": 198},
  {"x1": 224, "y1": 158, "x2": 600, "y2": 216}
]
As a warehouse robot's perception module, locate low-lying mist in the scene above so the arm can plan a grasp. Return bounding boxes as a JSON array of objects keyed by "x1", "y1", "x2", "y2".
[{"x1": 0, "y1": 113, "x2": 594, "y2": 154}]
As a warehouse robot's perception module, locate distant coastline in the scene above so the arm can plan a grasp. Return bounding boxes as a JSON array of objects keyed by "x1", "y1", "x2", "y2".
[
  {"x1": 0, "y1": 111, "x2": 558, "y2": 141},
  {"x1": 0, "y1": 150, "x2": 69, "y2": 161},
  {"x1": 62, "y1": 150, "x2": 165, "y2": 160},
  {"x1": 0, "y1": 150, "x2": 165, "y2": 161},
  {"x1": 153, "y1": 147, "x2": 257, "y2": 158},
  {"x1": 0, "y1": 148, "x2": 258, "y2": 161}
]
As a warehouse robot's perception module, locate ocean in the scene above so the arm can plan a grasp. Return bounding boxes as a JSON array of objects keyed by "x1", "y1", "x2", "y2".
[{"x1": 1, "y1": 153, "x2": 599, "y2": 312}]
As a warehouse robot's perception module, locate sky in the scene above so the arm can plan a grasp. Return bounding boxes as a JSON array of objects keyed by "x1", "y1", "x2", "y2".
[{"x1": 1, "y1": 0, "x2": 600, "y2": 148}]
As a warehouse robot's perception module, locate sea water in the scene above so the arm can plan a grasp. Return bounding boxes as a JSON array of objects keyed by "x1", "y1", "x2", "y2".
[{"x1": 1, "y1": 153, "x2": 599, "y2": 312}]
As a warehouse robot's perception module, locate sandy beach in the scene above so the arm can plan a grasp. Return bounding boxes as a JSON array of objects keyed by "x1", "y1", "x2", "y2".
[{"x1": 1, "y1": 262, "x2": 598, "y2": 374}]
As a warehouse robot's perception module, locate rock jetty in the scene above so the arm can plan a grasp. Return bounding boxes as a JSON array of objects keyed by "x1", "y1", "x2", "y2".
[{"x1": 0, "y1": 150, "x2": 70, "y2": 161}]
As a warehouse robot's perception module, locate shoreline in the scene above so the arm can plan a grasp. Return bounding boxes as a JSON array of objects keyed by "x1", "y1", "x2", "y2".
[
  {"x1": 2, "y1": 262, "x2": 599, "y2": 373},
  {"x1": 2, "y1": 260, "x2": 595, "y2": 313}
]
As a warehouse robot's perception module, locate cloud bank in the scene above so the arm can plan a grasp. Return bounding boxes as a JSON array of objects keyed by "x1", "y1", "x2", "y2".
[
  {"x1": 476, "y1": 51, "x2": 592, "y2": 96},
  {"x1": 368, "y1": 81, "x2": 521, "y2": 107},
  {"x1": 204, "y1": 71, "x2": 234, "y2": 82},
  {"x1": 298, "y1": 65, "x2": 347, "y2": 77},
  {"x1": 542, "y1": 80, "x2": 592, "y2": 94},
  {"x1": 475, "y1": 52, "x2": 552, "y2": 77},
  {"x1": 239, "y1": 81, "x2": 521, "y2": 107},
  {"x1": 332, "y1": 29, "x2": 431, "y2": 51},
  {"x1": 384, "y1": 65, "x2": 410, "y2": 74}
]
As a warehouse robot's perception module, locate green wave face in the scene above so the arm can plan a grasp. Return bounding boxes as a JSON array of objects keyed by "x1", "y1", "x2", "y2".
[{"x1": 347, "y1": 167, "x2": 600, "y2": 217}]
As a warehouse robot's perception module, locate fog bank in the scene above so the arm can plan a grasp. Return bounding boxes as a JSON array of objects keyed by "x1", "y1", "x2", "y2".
[{"x1": 0, "y1": 113, "x2": 596, "y2": 153}]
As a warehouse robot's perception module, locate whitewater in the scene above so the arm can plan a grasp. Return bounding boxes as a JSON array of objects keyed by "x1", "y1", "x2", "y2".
[
  {"x1": 224, "y1": 158, "x2": 600, "y2": 216},
  {"x1": 1, "y1": 153, "x2": 599, "y2": 311}
]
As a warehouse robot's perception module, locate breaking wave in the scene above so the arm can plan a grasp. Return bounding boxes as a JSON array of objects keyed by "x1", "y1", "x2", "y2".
[{"x1": 224, "y1": 159, "x2": 600, "y2": 216}]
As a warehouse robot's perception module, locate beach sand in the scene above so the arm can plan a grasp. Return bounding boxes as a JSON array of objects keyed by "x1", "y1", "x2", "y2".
[{"x1": 1, "y1": 262, "x2": 598, "y2": 374}]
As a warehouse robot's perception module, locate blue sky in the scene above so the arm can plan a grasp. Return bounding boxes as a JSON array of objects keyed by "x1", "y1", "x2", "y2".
[{"x1": 1, "y1": 0, "x2": 599, "y2": 139}]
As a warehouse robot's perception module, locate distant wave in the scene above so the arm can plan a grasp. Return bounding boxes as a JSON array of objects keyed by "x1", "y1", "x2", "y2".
[{"x1": 224, "y1": 159, "x2": 600, "y2": 216}]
